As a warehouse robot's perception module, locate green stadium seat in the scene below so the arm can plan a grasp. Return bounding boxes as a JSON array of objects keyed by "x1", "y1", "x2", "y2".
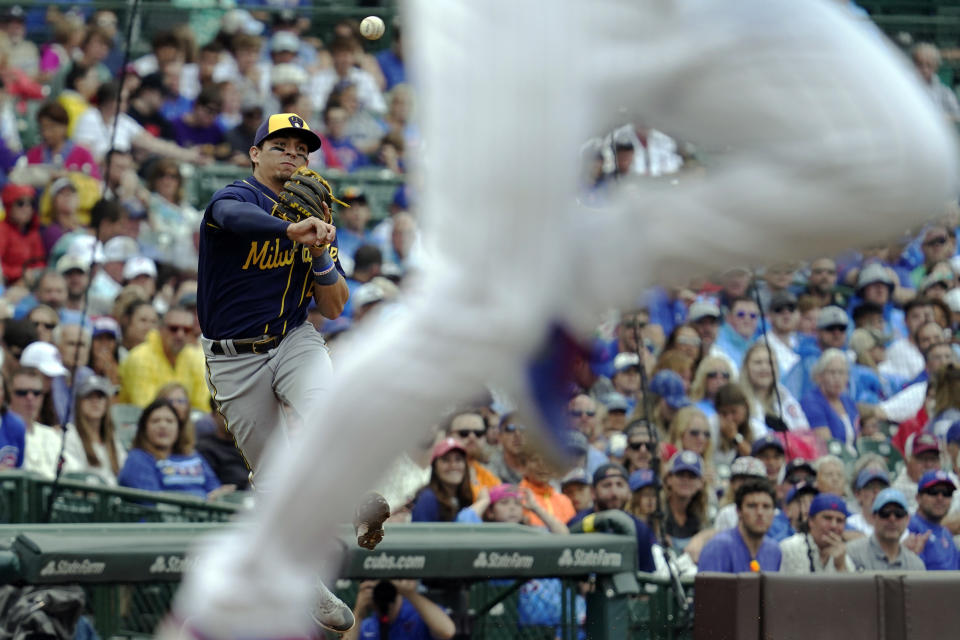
[
  {"x1": 826, "y1": 440, "x2": 858, "y2": 470},
  {"x1": 111, "y1": 404, "x2": 142, "y2": 449},
  {"x1": 858, "y1": 438, "x2": 905, "y2": 474}
]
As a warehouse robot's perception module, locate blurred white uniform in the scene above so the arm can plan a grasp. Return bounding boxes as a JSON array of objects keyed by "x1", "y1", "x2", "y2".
[{"x1": 172, "y1": 0, "x2": 958, "y2": 635}]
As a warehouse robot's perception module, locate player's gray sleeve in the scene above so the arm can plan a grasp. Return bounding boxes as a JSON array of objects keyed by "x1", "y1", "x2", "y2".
[{"x1": 210, "y1": 198, "x2": 290, "y2": 237}]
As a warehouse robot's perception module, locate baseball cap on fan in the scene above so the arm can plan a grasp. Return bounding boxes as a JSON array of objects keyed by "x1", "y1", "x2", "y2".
[
  {"x1": 254, "y1": 113, "x2": 322, "y2": 152},
  {"x1": 816, "y1": 306, "x2": 850, "y2": 330},
  {"x1": 20, "y1": 342, "x2": 68, "y2": 377},
  {"x1": 688, "y1": 300, "x2": 721, "y2": 322}
]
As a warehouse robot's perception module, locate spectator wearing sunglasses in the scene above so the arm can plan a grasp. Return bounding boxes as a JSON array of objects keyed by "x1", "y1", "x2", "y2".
[
  {"x1": 9, "y1": 366, "x2": 70, "y2": 479},
  {"x1": 26, "y1": 304, "x2": 59, "y2": 344},
  {"x1": 0, "y1": 183, "x2": 45, "y2": 286},
  {"x1": 566, "y1": 394, "x2": 609, "y2": 476},
  {"x1": 19, "y1": 341, "x2": 71, "y2": 428},
  {"x1": 714, "y1": 297, "x2": 760, "y2": 369},
  {"x1": 766, "y1": 291, "x2": 802, "y2": 378},
  {"x1": 910, "y1": 224, "x2": 956, "y2": 290},
  {"x1": 907, "y1": 471, "x2": 959, "y2": 570},
  {"x1": 486, "y1": 413, "x2": 526, "y2": 485},
  {"x1": 663, "y1": 407, "x2": 714, "y2": 486},
  {"x1": 848, "y1": 488, "x2": 925, "y2": 571},
  {"x1": 622, "y1": 419, "x2": 655, "y2": 473},
  {"x1": 689, "y1": 356, "x2": 735, "y2": 435},
  {"x1": 784, "y1": 305, "x2": 851, "y2": 402},
  {"x1": 117, "y1": 306, "x2": 209, "y2": 411},
  {"x1": 445, "y1": 410, "x2": 501, "y2": 499}
]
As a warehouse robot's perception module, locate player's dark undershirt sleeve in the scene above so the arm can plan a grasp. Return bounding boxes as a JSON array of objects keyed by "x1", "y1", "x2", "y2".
[{"x1": 210, "y1": 199, "x2": 290, "y2": 237}]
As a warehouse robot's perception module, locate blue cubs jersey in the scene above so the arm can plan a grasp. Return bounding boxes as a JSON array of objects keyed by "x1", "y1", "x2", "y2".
[
  {"x1": 197, "y1": 176, "x2": 343, "y2": 339},
  {"x1": 0, "y1": 410, "x2": 25, "y2": 469}
]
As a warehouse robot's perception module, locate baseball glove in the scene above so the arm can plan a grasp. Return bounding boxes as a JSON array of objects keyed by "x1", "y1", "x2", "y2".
[
  {"x1": 354, "y1": 491, "x2": 391, "y2": 550},
  {"x1": 273, "y1": 166, "x2": 348, "y2": 224}
]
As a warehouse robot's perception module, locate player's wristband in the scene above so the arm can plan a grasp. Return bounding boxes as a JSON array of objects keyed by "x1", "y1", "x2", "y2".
[{"x1": 312, "y1": 253, "x2": 339, "y2": 286}]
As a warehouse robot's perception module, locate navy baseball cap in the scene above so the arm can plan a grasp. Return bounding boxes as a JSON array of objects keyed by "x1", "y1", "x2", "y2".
[
  {"x1": 854, "y1": 467, "x2": 890, "y2": 491},
  {"x1": 784, "y1": 457, "x2": 815, "y2": 479},
  {"x1": 871, "y1": 488, "x2": 908, "y2": 514},
  {"x1": 785, "y1": 481, "x2": 819, "y2": 504},
  {"x1": 628, "y1": 469, "x2": 658, "y2": 492},
  {"x1": 668, "y1": 450, "x2": 703, "y2": 477},
  {"x1": 946, "y1": 421, "x2": 960, "y2": 445},
  {"x1": 808, "y1": 492, "x2": 850, "y2": 518},
  {"x1": 750, "y1": 434, "x2": 785, "y2": 457},
  {"x1": 560, "y1": 467, "x2": 589, "y2": 488},
  {"x1": 592, "y1": 463, "x2": 629, "y2": 486},
  {"x1": 254, "y1": 113, "x2": 322, "y2": 152},
  {"x1": 918, "y1": 470, "x2": 957, "y2": 493},
  {"x1": 649, "y1": 370, "x2": 691, "y2": 410}
]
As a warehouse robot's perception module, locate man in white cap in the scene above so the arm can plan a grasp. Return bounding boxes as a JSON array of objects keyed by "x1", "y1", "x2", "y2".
[
  {"x1": 21, "y1": 339, "x2": 82, "y2": 427},
  {"x1": 122, "y1": 256, "x2": 158, "y2": 299},
  {"x1": 8, "y1": 360, "x2": 72, "y2": 479},
  {"x1": 88, "y1": 236, "x2": 140, "y2": 315}
]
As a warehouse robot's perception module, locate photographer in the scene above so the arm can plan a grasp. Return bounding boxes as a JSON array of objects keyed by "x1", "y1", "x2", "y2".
[{"x1": 344, "y1": 579, "x2": 456, "y2": 640}]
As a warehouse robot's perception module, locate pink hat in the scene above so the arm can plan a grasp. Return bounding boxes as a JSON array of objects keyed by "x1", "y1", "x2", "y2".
[
  {"x1": 431, "y1": 437, "x2": 466, "y2": 462},
  {"x1": 488, "y1": 484, "x2": 522, "y2": 505}
]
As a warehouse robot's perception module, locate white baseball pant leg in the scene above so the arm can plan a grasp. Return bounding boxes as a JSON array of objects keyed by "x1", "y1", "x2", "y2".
[{"x1": 173, "y1": 1, "x2": 958, "y2": 636}]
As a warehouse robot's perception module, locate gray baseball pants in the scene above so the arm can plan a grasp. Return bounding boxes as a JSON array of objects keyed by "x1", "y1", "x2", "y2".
[{"x1": 200, "y1": 322, "x2": 333, "y2": 480}]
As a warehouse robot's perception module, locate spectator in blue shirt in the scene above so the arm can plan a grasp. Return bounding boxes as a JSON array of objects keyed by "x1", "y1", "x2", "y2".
[
  {"x1": 410, "y1": 437, "x2": 473, "y2": 523},
  {"x1": 907, "y1": 470, "x2": 960, "y2": 570},
  {"x1": 801, "y1": 348, "x2": 860, "y2": 448},
  {"x1": 783, "y1": 305, "x2": 850, "y2": 401},
  {"x1": 0, "y1": 373, "x2": 26, "y2": 469},
  {"x1": 334, "y1": 187, "x2": 375, "y2": 263},
  {"x1": 567, "y1": 463, "x2": 657, "y2": 573},
  {"x1": 375, "y1": 25, "x2": 406, "y2": 91},
  {"x1": 698, "y1": 478, "x2": 782, "y2": 573},
  {"x1": 117, "y1": 398, "x2": 223, "y2": 499},
  {"x1": 348, "y1": 579, "x2": 455, "y2": 640},
  {"x1": 849, "y1": 263, "x2": 907, "y2": 339},
  {"x1": 714, "y1": 297, "x2": 760, "y2": 368}
]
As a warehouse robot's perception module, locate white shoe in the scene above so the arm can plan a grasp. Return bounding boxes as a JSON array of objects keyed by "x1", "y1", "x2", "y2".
[{"x1": 311, "y1": 580, "x2": 355, "y2": 633}]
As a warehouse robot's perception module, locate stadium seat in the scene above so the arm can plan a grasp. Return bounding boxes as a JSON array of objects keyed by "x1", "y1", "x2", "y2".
[
  {"x1": 110, "y1": 404, "x2": 143, "y2": 449},
  {"x1": 858, "y1": 438, "x2": 905, "y2": 474}
]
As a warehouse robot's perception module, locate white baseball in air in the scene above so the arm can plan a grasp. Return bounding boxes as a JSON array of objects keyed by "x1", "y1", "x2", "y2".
[{"x1": 360, "y1": 16, "x2": 385, "y2": 40}]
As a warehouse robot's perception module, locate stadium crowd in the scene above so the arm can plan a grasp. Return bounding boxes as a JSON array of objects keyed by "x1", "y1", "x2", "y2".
[{"x1": 0, "y1": 2, "x2": 959, "y2": 636}]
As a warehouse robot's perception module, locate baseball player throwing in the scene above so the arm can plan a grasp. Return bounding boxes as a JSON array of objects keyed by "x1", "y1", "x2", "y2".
[
  {"x1": 171, "y1": 1, "x2": 959, "y2": 638},
  {"x1": 195, "y1": 113, "x2": 388, "y2": 632}
]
